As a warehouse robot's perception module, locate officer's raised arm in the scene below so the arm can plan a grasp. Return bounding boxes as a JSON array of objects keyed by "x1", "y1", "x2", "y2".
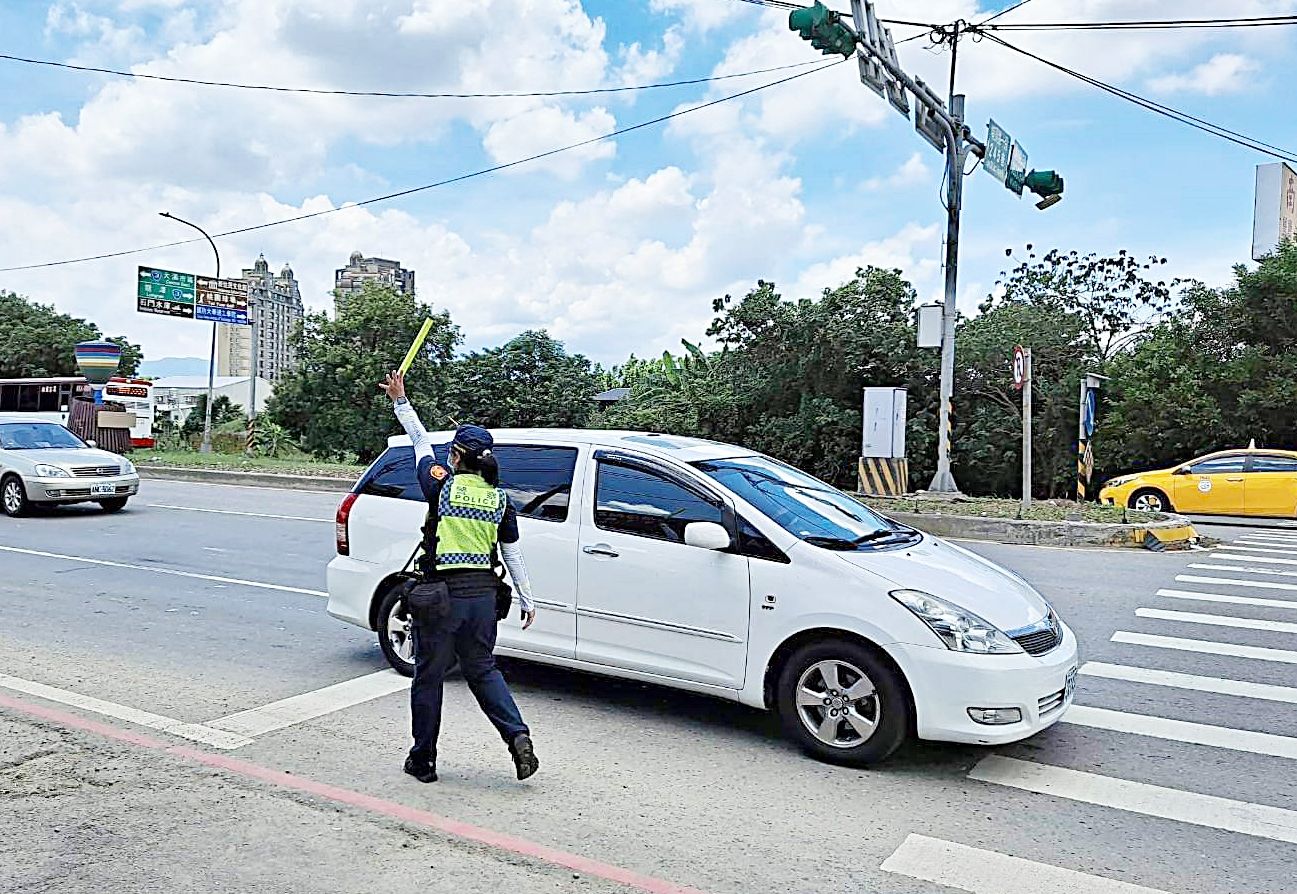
[{"x1": 379, "y1": 370, "x2": 434, "y2": 464}]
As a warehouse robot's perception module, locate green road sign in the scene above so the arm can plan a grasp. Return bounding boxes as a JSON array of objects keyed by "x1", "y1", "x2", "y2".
[
  {"x1": 1006, "y1": 140, "x2": 1029, "y2": 196},
  {"x1": 137, "y1": 266, "x2": 196, "y2": 318},
  {"x1": 984, "y1": 120, "x2": 1011, "y2": 185}
]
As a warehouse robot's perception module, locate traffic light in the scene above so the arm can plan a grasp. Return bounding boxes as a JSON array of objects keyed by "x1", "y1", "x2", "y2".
[
  {"x1": 1024, "y1": 169, "x2": 1064, "y2": 210},
  {"x1": 788, "y1": 2, "x2": 858, "y2": 57}
]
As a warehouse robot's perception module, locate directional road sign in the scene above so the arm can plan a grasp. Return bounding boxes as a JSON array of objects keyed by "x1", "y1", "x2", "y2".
[
  {"x1": 196, "y1": 276, "x2": 251, "y2": 325},
  {"x1": 984, "y1": 120, "x2": 1011, "y2": 186},
  {"x1": 1006, "y1": 140, "x2": 1029, "y2": 196},
  {"x1": 137, "y1": 266, "x2": 195, "y2": 318}
]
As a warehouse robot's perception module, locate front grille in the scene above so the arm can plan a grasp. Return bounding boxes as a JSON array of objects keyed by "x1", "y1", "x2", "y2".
[
  {"x1": 1038, "y1": 687, "x2": 1066, "y2": 716},
  {"x1": 72, "y1": 465, "x2": 122, "y2": 478},
  {"x1": 1009, "y1": 615, "x2": 1062, "y2": 656}
]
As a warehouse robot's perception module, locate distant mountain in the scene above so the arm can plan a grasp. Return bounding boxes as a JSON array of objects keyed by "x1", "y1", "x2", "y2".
[{"x1": 138, "y1": 357, "x2": 211, "y2": 378}]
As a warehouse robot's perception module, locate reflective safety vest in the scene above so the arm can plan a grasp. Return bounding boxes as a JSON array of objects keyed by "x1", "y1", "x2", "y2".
[{"x1": 433, "y1": 472, "x2": 507, "y2": 572}]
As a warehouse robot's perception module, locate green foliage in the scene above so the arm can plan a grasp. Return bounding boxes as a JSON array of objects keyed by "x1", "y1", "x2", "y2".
[
  {"x1": 0, "y1": 291, "x2": 143, "y2": 377},
  {"x1": 444, "y1": 330, "x2": 600, "y2": 429},
  {"x1": 181, "y1": 395, "x2": 243, "y2": 439},
  {"x1": 250, "y1": 419, "x2": 293, "y2": 458},
  {"x1": 267, "y1": 282, "x2": 458, "y2": 464}
]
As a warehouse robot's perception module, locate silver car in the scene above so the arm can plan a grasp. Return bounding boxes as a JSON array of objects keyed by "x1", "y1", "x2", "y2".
[{"x1": 0, "y1": 414, "x2": 141, "y2": 516}]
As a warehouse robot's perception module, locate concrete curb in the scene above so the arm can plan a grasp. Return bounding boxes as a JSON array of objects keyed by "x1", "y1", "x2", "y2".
[
  {"x1": 875, "y1": 508, "x2": 1201, "y2": 550},
  {"x1": 139, "y1": 465, "x2": 357, "y2": 493}
]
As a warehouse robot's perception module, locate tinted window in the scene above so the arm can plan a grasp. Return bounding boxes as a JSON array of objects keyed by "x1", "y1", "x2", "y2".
[
  {"x1": 361, "y1": 447, "x2": 422, "y2": 501},
  {"x1": 1252, "y1": 455, "x2": 1297, "y2": 473},
  {"x1": 1189, "y1": 456, "x2": 1246, "y2": 475},
  {"x1": 494, "y1": 445, "x2": 578, "y2": 523},
  {"x1": 0, "y1": 422, "x2": 85, "y2": 450},
  {"x1": 595, "y1": 462, "x2": 722, "y2": 543}
]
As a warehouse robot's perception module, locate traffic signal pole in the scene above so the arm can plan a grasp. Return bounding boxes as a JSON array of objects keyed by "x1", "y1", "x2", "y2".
[{"x1": 932, "y1": 117, "x2": 968, "y2": 493}]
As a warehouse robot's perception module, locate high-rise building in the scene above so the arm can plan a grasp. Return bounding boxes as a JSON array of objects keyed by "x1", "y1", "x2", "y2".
[
  {"x1": 334, "y1": 251, "x2": 415, "y2": 310},
  {"x1": 216, "y1": 254, "x2": 305, "y2": 383}
]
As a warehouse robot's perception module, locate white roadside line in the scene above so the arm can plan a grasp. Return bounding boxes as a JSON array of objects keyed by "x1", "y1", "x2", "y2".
[
  {"x1": 1218, "y1": 544, "x2": 1297, "y2": 557},
  {"x1": 1063, "y1": 704, "x2": 1297, "y2": 760},
  {"x1": 1081, "y1": 661, "x2": 1297, "y2": 705},
  {"x1": 149, "y1": 503, "x2": 333, "y2": 523},
  {"x1": 0, "y1": 672, "x2": 251, "y2": 750},
  {"x1": 1136, "y1": 607, "x2": 1297, "y2": 635},
  {"x1": 1112, "y1": 631, "x2": 1297, "y2": 664},
  {"x1": 208, "y1": 670, "x2": 410, "y2": 738},
  {"x1": 1209, "y1": 552, "x2": 1297, "y2": 567},
  {"x1": 1157, "y1": 587, "x2": 1297, "y2": 611},
  {"x1": 880, "y1": 833, "x2": 1172, "y2": 894},
  {"x1": 1176, "y1": 574, "x2": 1297, "y2": 593},
  {"x1": 1189, "y1": 562, "x2": 1297, "y2": 579},
  {"x1": 969, "y1": 755, "x2": 1297, "y2": 845},
  {"x1": 0, "y1": 544, "x2": 328, "y2": 598}
]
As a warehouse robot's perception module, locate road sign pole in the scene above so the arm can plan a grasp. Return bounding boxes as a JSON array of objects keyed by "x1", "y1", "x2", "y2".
[
  {"x1": 160, "y1": 212, "x2": 221, "y2": 454},
  {"x1": 1022, "y1": 348, "x2": 1032, "y2": 514}
]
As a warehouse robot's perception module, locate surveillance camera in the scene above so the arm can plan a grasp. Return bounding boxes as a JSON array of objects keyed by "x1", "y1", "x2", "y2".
[{"x1": 1036, "y1": 194, "x2": 1063, "y2": 211}]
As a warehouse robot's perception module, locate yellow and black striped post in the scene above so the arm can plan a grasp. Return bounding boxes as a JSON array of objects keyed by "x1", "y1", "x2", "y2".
[{"x1": 859, "y1": 457, "x2": 910, "y2": 497}]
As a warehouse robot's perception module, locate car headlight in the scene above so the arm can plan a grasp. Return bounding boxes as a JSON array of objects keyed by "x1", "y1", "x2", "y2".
[
  {"x1": 34, "y1": 464, "x2": 72, "y2": 478},
  {"x1": 122, "y1": 460, "x2": 136, "y2": 474},
  {"x1": 1103, "y1": 475, "x2": 1136, "y2": 489},
  {"x1": 891, "y1": 589, "x2": 1024, "y2": 654}
]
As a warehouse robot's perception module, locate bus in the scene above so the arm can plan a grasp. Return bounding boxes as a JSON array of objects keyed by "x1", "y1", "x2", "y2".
[{"x1": 0, "y1": 376, "x2": 155, "y2": 448}]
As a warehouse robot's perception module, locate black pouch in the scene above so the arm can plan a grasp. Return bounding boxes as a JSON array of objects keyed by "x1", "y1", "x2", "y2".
[
  {"x1": 405, "y1": 578, "x2": 451, "y2": 624},
  {"x1": 490, "y1": 547, "x2": 513, "y2": 622}
]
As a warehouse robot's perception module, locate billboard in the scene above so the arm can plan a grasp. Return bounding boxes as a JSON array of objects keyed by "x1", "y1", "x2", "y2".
[{"x1": 1252, "y1": 162, "x2": 1297, "y2": 261}]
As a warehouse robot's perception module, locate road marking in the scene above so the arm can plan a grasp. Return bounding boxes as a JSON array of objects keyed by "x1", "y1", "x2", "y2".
[
  {"x1": 1063, "y1": 704, "x2": 1297, "y2": 760},
  {"x1": 1081, "y1": 661, "x2": 1297, "y2": 705},
  {"x1": 969, "y1": 755, "x2": 1297, "y2": 845},
  {"x1": 0, "y1": 672, "x2": 251, "y2": 749},
  {"x1": 0, "y1": 544, "x2": 328, "y2": 598},
  {"x1": 1137, "y1": 606, "x2": 1297, "y2": 635},
  {"x1": 1237, "y1": 539, "x2": 1297, "y2": 549},
  {"x1": 0, "y1": 691, "x2": 708, "y2": 894},
  {"x1": 149, "y1": 503, "x2": 333, "y2": 523},
  {"x1": 1190, "y1": 562, "x2": 1297, "y2": 579},
  {"x1": 1176, "y1": 574, "x2": 1297, "y2": 593},
  {"x1": 880, "y1": 834, "x2": 1171, "y2": 894},
  {"x1": 209, "y1": 670, "x2": 410, "y2": 738},
  {"x1": 1157, "y1": 587, "x2": 1297, "y2": 611},
  {"x1": 1218, "y1": 544, "x2": 1297, "y2": 557},
  {"x1": 1112, "y1": 631, "x2": 1297, "y2": 665},
  {"x1": 1236, "y1": 532, "x2": 1297, "y2": 541},
  {"x1": 1210, "y1": 552, "x2": 1297, "y2": 567}
]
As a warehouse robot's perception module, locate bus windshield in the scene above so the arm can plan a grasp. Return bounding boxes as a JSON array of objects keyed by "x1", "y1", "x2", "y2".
[{"x1": 0, "y1": 422, "x2": 86, "y2": 450}]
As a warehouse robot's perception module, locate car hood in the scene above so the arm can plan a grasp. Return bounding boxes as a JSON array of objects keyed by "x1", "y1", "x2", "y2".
[
  {"x1": 14, "y1": 448, "x2": 127, "y2": 470},
  {"x1": 832, "y1": 535, "x2": 1049, "y2": 632}
]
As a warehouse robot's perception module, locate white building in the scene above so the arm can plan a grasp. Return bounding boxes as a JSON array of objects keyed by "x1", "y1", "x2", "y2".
[
  {"x1": 152, "y1": 375, "x2": 274, "y2": 426},
  {"x1": 216, "y1": 254, "x2": 305, "y2": 383}
]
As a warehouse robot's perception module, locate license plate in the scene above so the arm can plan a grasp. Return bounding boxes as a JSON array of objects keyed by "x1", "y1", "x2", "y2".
[
  {"x1": 92, "y1": 484, "x2": 116, "y2": 496},
  {"x1": 1064, "y1": 666, "x2": 1078, "y2": 702}
]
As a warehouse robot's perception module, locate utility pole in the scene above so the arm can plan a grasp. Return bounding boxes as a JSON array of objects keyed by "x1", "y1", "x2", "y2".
[
  {"x1": 246, "y1": 271, "x2": 260, "y2": 455},
  {"x1": 159, "y1": 212, "x2": 219, "y2": 455}
]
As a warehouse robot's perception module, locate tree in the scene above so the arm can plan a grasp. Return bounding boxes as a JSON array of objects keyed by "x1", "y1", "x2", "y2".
[
  {"x1": 444, "y1": 330, "x2": 601, "y2": 429},
  {"x1": 267, "y1": 282, "x2": 458, "y2": 463},
  {"x1": 181, "y1": 395, "x2": 243, "y2": 438},
  {"x1": 0, "y1": 291, "x2": 142, "y2": 377}
]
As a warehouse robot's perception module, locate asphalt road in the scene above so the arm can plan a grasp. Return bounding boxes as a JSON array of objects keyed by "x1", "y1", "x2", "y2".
[{"x1": 3, "y1": 480, "x2": 1296, "y2": 893}]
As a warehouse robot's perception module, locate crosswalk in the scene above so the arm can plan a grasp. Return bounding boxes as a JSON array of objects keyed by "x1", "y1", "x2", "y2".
[{"x1": 884, "y1": 527, "x2": 1297, "y2": 892}]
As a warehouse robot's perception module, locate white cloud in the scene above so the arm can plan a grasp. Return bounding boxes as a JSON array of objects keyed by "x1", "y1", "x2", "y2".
[
  {"x1": 1148, "y1": 53, "x2": 1260, "y2": 96},
  {"x1": 482, "y1": 106, "x2": 618, "y2": 179},
  {"x1": 864, "y1": 153, "x2": 930, "y2": 191},
  {"x1": 649, "y1": 0, "x2": 749, "y2": 33},
  {"x1": 617, "y1": 25, "x2": 686, "y2": 86},
  {"x1": 789, "y1": 223, "x2": 943, "y2": 301}
]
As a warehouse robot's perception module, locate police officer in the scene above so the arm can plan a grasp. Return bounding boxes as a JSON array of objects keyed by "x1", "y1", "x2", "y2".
[{"x1": 379, "y1": 370, "x2": 539, "y2": 783}]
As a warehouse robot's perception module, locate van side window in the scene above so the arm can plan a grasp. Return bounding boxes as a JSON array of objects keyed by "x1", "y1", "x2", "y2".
[
  {"x1": 360, "y1": 444, "x2": 452, "y2": 502},
  {"x1": 595, "y1": 461, "x2": 722, "y2": 543},
  {"x1": 493, "y1": 445, "x2": 578, "y2": 522}
]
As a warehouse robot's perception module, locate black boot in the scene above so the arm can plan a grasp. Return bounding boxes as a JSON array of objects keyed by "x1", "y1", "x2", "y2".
[
  {"x1": 404, "y1": 755, "x2": 438, "y2": 783},
  {"x1": 509, "y1": 734, "x2": 539, "y2": 781}
]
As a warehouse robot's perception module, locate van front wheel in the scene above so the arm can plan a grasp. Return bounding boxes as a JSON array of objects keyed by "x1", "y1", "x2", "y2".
[{"x1": 775, "y1": 639, "x2": 909, "y2": 766}]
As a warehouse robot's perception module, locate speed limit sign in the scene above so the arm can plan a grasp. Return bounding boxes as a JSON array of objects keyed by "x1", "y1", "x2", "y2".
[{"x1": 1012, "y1": 345, "x2": 1027, "y2": 391}]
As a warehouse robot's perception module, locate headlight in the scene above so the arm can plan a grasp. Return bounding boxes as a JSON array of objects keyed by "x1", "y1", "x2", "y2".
[
  {"x1": 1103, "y1": 475, "x2": 1135, "y2": 489},
  {"x1": 891, "y1": 589, "x2": 1023, "y2": 654},
  {"x1": 123, "y1": 460, "x2": 136, "y2": 474},
  {"x1": 34, "y1": 464, "x2": 72, "y2": 478}
]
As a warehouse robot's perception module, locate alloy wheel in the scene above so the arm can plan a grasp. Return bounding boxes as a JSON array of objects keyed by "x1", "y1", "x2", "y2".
[
  {"x1": 3, "y1": 480, "x2": 23, "y2": 515},
  {"x1": 794, "y1": 659, "x2": 880, "y2": 748},
  {"x1": 386, "y1": 600, "x2": 414, "y2": 666},
  {"x1": 1133, "y1": 493, "x2": 1164, "y2": 512}
]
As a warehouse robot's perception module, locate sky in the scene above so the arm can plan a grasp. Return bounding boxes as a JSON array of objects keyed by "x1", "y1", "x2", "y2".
[{"x1": 1, "y1": 0, "x2": 1295, "y2": 367}]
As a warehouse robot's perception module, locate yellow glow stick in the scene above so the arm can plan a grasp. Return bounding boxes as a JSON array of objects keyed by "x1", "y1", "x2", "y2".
[{"x1": 398, "y1": 318, "x2": 435, "y2": 376}]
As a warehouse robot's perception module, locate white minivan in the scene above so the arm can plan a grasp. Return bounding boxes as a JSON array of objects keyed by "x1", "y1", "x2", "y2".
[{"x1": 327, "y1": 429, "x2": 1078, "y2": 766}]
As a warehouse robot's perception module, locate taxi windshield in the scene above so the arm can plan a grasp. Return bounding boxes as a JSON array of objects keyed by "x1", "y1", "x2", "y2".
[
  {"x1": 0, "y1": 422, "x2": 85, "y2": 450},
  {"x1": 694, "y1": 455, "x2": 915, "y2": 549}
]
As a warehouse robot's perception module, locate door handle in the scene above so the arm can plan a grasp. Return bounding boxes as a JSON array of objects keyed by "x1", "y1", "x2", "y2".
[
  {"x1": 583, "y1": 545, "x2": 619, "y2": 558},
  {"x1": 1226, "y1": 477, "x2": 1244, "y2": 482}
]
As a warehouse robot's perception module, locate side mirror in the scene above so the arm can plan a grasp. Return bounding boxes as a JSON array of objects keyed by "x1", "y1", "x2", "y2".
[
  {"x1": 684, "y1": 521, "x2": 731, "y2": 551},
  {"x1": 1172, "y1": 466, "x2": 1189, "y2": 476},
  {"x1": 87, "y1": 440, "x2": 98, "y2": 449}
]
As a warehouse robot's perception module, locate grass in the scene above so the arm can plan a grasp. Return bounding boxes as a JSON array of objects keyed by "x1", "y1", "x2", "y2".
[
  {"x1": 862, "y1": 494, "x2": 1154, "y2": 525},
  {"x1": 138, "y1": 449, "x2": 365, "y2": 480}
]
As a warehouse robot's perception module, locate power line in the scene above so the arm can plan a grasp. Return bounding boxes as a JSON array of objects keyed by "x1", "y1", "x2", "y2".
[
  {"x1": 0, "y1": 59, "x2": 846, "y2": 273},
  {"x1": 980, "y1": 0, "x2": 1037, "y2": 26},
  {"x1": 0, "y1": 51, "x2": 829, "y2": 99},
  {"x1": 984, "y1": 14, "x2": 1297, "y2": 31},
  {"x1": 982, "y1": 33, "x2": 1297, "y2": 164}
]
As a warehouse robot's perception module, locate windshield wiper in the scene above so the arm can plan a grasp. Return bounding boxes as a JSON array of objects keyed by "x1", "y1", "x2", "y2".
[{"x1": 804, "y1": 531, "x2": 896, "y2": 550}]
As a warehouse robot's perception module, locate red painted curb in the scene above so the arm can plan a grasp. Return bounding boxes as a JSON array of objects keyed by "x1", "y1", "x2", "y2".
[{"x1": 0, "y1": 691, "x2": 707, "y2": 894}]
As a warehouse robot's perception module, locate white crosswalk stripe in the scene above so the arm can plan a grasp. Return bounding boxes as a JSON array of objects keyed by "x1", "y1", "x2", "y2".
[
  {"x1": 1157, "y1": 587, "x2": 1297, "y2": 611},
  {"x1": 1209, "y1": 552, "x2": 1297, "y2": 567},
  {"x1": 1218, "y1": 544, "x2": 1297, "y2": 557},
  {"x1": 1081, "y1": 661, "x2": 1297, "y2": 704},
  {"x1": 1063, "y1": 704, "x2": 1297, "y2": 760},
  {"x1": 1111, "y1": 630, "x2": 1297, "y2": 664},
  {"x1": 1176, "y1": 573, "x2": 1297, "y2": 592},
  {"x1": 1189, "y1": 562, "x2": 1297, "y2": 579},
  {"x1": 1136, "y1": 606, "x2": 1297, "y2": 635}
]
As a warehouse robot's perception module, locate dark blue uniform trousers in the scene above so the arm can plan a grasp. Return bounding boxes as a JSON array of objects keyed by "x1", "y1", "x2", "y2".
[{"x1": 409, "y1": 592, "x2": 529, "y2": 764}]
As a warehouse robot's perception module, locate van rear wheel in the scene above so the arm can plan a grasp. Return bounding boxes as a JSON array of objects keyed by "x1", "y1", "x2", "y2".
[
  {"x1": 377, "y1": 587, "x2": 416, "y2": 677},
  {"x1": 775, "y1": 639, "x2": 909, "y2": 766}
]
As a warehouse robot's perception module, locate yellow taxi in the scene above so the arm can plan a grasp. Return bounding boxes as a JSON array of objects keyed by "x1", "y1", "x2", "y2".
[{"x1": 1100, "y1": 445, "x2": 1297, "y2": 518}]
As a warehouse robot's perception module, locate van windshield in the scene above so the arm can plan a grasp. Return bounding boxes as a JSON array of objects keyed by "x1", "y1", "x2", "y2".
[{"x1": 694, "y1": 455, "x2": 915, "y2": 550}]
